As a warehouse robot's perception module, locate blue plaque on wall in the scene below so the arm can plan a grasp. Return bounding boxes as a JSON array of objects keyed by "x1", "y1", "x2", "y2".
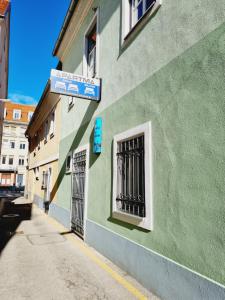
[{"x1": 93, "y1": 117, "x2": 102, "y2": 154}]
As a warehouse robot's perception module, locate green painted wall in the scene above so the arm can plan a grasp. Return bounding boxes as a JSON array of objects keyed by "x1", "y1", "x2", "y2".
[{"x1": 56, "y1": 0, "x2": 225, "y2": 286}]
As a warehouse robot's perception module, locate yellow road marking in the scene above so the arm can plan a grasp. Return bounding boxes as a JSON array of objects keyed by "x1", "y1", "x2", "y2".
[{"x1": 40, "y1": 207, "x2": 148, "y2": 300}]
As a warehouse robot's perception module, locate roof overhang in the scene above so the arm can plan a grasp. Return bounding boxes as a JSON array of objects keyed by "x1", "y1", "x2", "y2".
[
  {"x1": 52, "y1": 0, "x2": 94, "y2": 60},
  {"x1": 25, "y1": 82, "x2": 60, "y2": 138}
]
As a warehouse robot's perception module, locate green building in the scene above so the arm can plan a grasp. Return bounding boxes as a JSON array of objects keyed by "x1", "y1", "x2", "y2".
[{"x1": 48, "y1": 0, "x2": 225, "y2": 298}]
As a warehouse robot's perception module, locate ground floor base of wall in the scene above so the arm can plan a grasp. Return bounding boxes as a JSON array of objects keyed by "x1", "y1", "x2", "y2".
[{"x1": 32, "y1": 196, "x2": 225, "y2": 300}]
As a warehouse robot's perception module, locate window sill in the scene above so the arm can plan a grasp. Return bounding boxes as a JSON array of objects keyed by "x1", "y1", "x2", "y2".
[{"x1": 112, "y1": 211, "x2": 151, "y2": 231}]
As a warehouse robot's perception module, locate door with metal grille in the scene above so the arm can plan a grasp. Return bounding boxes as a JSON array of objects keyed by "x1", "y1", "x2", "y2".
[{"x1": 71, "y1": 150, "x2": 86, "y2": 237}]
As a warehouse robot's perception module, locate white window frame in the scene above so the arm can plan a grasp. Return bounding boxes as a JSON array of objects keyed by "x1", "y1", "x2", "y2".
[
  {"x1": 122, "y1": 0, "x2": 162, "y2": 41},
  {"x1": 13, "y1": 109, "x2": 21, "y2": 120},
  {"x1": 66, "y1": 151, "x2": 72, "y2": 173},
  {"x1": 28, "y1": 111, "x2": 33, "y2": 121},
  {"x1": 112, "y1": 121, "x2": 153, "y2": 230},
  {"x1": 83, "y1": 8, "x2": 100, "y2": 78}
]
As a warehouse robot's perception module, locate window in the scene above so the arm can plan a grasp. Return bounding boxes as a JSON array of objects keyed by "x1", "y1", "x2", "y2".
[
  {"x1": 84, "y1": 9, "x2": 99, "y2": 78},
  {"x1": 122, "y1": 0, "x2": 161, "y2": 40},
  {"x1": 2, "y1": 155, "x2": 6, "y2": 164},
  {"x1": 112, "y1": 122, "x2": 153, "y2": 230},
  {"x1": 86, "y1": 25, "x2": 96, "y2": 77},
  {"x1": 10, "y1": 141, "x2": 15, "y2": 149},
  {"x1": 20, "y1": 143, "x2": 26, "y2": 150},
  {"x1": 35, "y1": 167, "x2": 39, "y2": 180},
  {"x1": 1, "y1": 174, "x2": 11, "y2": 185},
  {"x1": 8, "y1": 156, "x2": 14, "y2": 165},
  {"x1": 66, "y1": 152, "x2": 72, "y2": 173},
  {"x1": 13, "y1": 109, "x2": 21, "y2": 120},
  {"x1": 28, "y1": 111, "x2": 33, "y2": 121},
  {"x1": 17, "y1": 174, "x2": 24, "y2": 187},
  {"x1": 44, "y1": 120, "x2": 48, "y2": 142},
  {"x1": 18, "y1": 158, "x2": 25, "y2": 166},
  {"x1": 42, "y1": 171, "x2": 48, "y2": 189},
  {"x1": 49, "y1": 111, "x2": 55, "y2": 137}
]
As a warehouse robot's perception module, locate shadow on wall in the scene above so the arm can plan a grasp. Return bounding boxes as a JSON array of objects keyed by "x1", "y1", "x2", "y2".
[
  {"x1": 50, "y1": 101, "x2": 99, "y2": 203},
  {"x1": 0, "y1": 198, "x2": 32, "y2": 255}
]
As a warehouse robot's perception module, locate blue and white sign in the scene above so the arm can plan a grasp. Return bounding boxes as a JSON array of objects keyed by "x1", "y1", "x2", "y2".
[
  {"x1": 50, "y1": 69, "x2": 101, "y2": 101},
  {"x1": 93, "y1": 117, "x2": 102, "y2": 154}
]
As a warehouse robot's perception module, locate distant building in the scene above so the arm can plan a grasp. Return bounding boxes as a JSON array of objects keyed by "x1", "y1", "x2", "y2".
[
  {"x1": 26, "y1": 82, "x2": 61, "y2": 210},
  {"x1": 0, "y1": 100, "x2": 35, "y2": 187},
  {"x1": 0, "y1": 0, "x2": 10, "y2": 155},
  {"x1": 0, "y1": 0, "x2": 10, "y2": 99}
]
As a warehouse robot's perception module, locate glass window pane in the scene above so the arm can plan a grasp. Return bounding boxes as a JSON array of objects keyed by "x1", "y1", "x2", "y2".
[
  {"x1": 137, "y1": 2, "x2": 143, "y2": 20},
  {"x1": 146, "y1": 0, "x2": 155, "y2": 11}
]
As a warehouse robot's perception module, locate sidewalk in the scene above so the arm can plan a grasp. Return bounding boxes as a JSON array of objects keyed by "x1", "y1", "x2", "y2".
[{"x1": 0, "y1": 200, "x2": 159, "y2": 300}]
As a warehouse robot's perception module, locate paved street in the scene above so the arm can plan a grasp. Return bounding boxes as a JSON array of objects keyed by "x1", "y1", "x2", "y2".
[{"x1": 0, "y1": 203, "x2": 158, "y2": 300}]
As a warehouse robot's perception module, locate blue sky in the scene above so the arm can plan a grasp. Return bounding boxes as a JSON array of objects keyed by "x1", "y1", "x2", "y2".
[{"x1": 8, "y1": 0, "x2": 71, "y2": 105}]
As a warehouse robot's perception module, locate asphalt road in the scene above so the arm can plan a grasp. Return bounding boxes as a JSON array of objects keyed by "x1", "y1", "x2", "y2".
[{"x1": 0, "y1": 203, "x2": 158, "y2": 300}]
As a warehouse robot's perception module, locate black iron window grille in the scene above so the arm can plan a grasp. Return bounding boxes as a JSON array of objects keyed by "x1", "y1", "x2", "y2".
[{"x1": 116, "y1": 135, "x2": 145, "y2": 217}]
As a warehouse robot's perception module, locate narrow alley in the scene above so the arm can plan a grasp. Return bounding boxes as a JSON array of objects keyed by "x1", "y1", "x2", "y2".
[{"x1": 0, "y1": 200, "x2": 157, "y2": 300}]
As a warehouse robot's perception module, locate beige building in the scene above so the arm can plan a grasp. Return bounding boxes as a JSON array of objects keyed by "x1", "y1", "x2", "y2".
[
  {"x1": 0, "y1": 100, "x2": 35, "y2": 187},
  {"x1": 26, "y1": 82, "x2": 61, "y2": 210}
]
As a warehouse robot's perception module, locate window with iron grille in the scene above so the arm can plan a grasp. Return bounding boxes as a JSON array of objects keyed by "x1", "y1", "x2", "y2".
[
  {"x1": 113, "y1": 122, "x2": 153, "y2": 230},
  {"x1": 116, "y1": 135, "x2": 145, "y2": 217}
]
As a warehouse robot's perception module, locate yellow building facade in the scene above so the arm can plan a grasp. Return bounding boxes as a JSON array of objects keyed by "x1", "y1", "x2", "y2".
[{"x1": 26, "y1": 82, "x2": 61, "y2": 211}]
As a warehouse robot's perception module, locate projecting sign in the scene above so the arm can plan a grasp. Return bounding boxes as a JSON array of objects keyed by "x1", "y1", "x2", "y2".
[
  {"x1": 50, "y1": 69, "x2": 101, "y2": 101},
  {"x1": 93, "y1": 117, "x2": 102, "y2": 154}
]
